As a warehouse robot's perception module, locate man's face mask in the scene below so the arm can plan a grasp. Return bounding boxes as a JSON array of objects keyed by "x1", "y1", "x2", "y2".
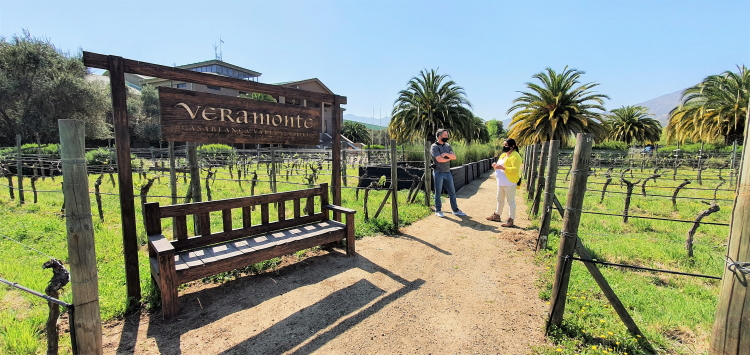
[{"x1": 441, "y1": 137, "x2": 449, "y2": 143}]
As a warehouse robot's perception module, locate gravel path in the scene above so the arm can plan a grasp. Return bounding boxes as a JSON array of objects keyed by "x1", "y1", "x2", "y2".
[{"x1": 103, "y1": 172, "x2": 549, "y2": 354}]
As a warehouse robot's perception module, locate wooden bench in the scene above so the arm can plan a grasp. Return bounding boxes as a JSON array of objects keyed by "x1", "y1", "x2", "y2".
[{"x1": 144, "y1": 183, "x2": 356, "y2": 319}]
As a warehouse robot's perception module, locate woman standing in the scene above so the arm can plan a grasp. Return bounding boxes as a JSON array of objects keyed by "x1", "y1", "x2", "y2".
[{"x1": 486, "y1": 138, "x2": 522, "y2": 227}]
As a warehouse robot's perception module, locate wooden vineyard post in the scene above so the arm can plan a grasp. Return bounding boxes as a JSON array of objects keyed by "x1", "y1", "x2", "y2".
[
  {"x1": 548, "y1": 133, "x2": 592, "y2": 328},
  {"x1": 187, "y1": 142, "x2": 202, "y2": 233},
  {"x1": 537, "y1": 140, "x2": 560, "y2": 251},
  {"x1": 528, "y1": 144, "x2": 539, "y2": 198},
  {"x1": 270, "y1": 147, "x2": 277, "y2": 193},
  {"x1": 424, "y1": 140, "x2": 431, "y2": 207},
  {"x1": 58, "y1": 120, "x2": 103, "y2": 354},
  {"x1": 169, "y1": 141, "x2": 177, "y2": 205},
  {"x1": 16, "y1": 134, "x2": 24, "y2": 204},
  {"x1": 391, "y1": 140, "x2": 399, "y2": 227},
  {"x1": 710, "y1": 108, "x2": 750, "y2": 354},
  {"x1": 730, "y1": 139, "x2": 737, "y2": 187},
  {"x1": 522, "y1": 146, "x2": 530, "y2": 181},
  {"x1": 108, "y1": 55, "x2": 140, "y2": 304},
  {"x1": 331, "y1": 95, "x2": 342, "y2": 221},
  {"x1": 532, "y1": 141, "x2": 549, "y2": 215}
]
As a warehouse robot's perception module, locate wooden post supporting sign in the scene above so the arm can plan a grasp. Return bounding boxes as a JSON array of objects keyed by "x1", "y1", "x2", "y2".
[{"x1": 107, "y1": 55, "x2": 141, "y2": 305}]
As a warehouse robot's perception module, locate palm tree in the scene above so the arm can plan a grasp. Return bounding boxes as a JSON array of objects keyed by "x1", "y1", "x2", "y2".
[
  {"x1": 341, "y1": 121, "x2": 372, "y2": 144},
  {"x1": 389, "y1": 69, "x2": 475, "y2": 142},
  {"x1": 604, "y1": 106, "x2": 662, "y2": 145},
  {"x1": 466, "y1": 116, "x2": 490, "y2": 143},
  {"x1": 507, "y1": 67, "x2": 609, "y2": 146},
  {"x1": 667, "y1": 66, "x2": 749, "y2": 144}
]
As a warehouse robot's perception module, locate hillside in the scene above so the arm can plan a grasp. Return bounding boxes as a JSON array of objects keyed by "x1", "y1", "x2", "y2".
[
  {"x1": 344, "y1": 114, "x2": 389, "y2": 130},
  {"x1": 634, "y1": 89, "x2": 685, "y2": 126}
]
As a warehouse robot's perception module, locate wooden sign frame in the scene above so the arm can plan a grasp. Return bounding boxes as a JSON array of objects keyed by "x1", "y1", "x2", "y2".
[{"x1": 82, "y1": 52, "x2": 346, "y2": 303}]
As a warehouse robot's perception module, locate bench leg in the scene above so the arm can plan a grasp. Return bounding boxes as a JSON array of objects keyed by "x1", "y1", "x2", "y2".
[
  {"x1": 346, "y1": 213, "x2": 355, "y2": 256},
  {"x1": 158, "y1": 253, "x2": 179, "y2": 319}
]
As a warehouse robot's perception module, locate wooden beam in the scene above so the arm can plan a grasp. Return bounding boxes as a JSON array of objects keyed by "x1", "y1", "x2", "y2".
[
  {"x1": 108, "y1": 55, "x2": 141, "y2": 305},
  {"x1": 82, "y1": 51, "x2": 346, "y2": 105}
]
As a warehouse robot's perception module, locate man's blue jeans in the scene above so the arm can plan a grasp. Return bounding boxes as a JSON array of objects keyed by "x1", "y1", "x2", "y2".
[{"x1": 433, "y1": 171, "x2": 459, "y2": 212}]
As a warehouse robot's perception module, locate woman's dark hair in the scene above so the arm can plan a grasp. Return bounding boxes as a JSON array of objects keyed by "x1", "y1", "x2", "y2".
[{"x1": 504, "y1": 138, "x2": 518, "y2": 150}]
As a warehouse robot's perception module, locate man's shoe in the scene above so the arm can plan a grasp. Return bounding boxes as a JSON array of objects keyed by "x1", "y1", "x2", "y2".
[
  {"x1": 501, "y1": 218, "x2": 515, "y2": 227},
  {"x1": 453, "y1": 210, "x2": 467, "y2": 216},
  {"x1": 436, "y1": 211, "x2": 445, "y2": 218}
]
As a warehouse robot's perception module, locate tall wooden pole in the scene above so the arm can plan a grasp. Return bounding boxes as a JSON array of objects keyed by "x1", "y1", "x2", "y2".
[
  {"x1": 710, "y1": 106, "x2": 750, "y2": 354},
  {"x1": 59, "y1": 120, "x2": 103, "y2": 355},
  {"x1": 390, "y1": 139, "x2": 399, "y2": 227},
  {"x1": 537, "y1": 141, "x2": 560, "y2": 251},
  {"x1": 548, "y1": 133, "x2": 593, "y2": 328},
  {"x1": 108, "y1": 55, "x2": 140, "y2": 304},
  {"x1": 332, "y1": 95, "x2": 342, "y2": 221},
  {"x1": 16, "y1": 134, "x2": 24, "y2": 204}
]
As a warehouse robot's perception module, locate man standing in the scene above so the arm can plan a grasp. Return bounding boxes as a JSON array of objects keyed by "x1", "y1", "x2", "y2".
[{"x1": 431, "y1": 129, "x2": 467, "y2": 217}]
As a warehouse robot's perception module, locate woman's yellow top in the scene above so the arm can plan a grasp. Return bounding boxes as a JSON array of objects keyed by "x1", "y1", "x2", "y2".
[{"x1": 499, "y1": 150, "x2": 523, "y2": 186}]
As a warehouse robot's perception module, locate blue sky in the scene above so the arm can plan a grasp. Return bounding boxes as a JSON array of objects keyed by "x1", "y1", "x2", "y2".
[{"x1": 1, "y1": 0, "x2": 748, "y2": 122}]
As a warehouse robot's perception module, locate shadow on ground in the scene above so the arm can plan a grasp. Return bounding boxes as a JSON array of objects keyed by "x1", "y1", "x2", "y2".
[{"x1": 113, "y1": 252, "x2": 422, "y2": 355}]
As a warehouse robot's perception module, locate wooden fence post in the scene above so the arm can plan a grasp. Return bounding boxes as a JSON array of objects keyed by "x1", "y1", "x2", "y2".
[
  {"x1": 532, "y1": 141, "x2": 550, "y2": 215},
  {"x1": 169, "y1": 141, "x2": 177, "y2": 205},
  {"x1": 548, "y1": 133, "x2": 593, "y2": 328},
  {"x1": 16, "y1": 134, "x2": 24, "y2": 204},
  {"x1": 537, "y1": 141, "x2": 560, "y2": 251},
  {"x1": 710, "y1": 108, "x2": 750, "y2": 354},
  {"x1": 187, "y1": 142, "x2": 202, "y2": 233},
  {"x1": 528, "y1": 144, "x2": 539, "y2": 198},
  {"x1": 58, "y1": 120, "x2": 103, "y2": 354},
  {"x1": 730, "y1": 139, "x2": 737, "y2": 187},
  {"x1": 424, "y1": 140, "x2": 432, "y2": 207},
  {"x1": 391, "y1": 140, "x2": 399, "y2": 227}
]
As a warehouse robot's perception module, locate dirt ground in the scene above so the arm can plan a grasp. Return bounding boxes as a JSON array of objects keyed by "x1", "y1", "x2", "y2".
[{"x1": 102, "y1": 172, "x2": 550, "y2": 354}]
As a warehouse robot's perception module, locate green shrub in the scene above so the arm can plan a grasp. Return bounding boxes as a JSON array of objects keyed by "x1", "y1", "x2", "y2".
[
  {"x1": 364, "y1": 144, "x2": 385, "y2": 149},
  {"x1": 592, "y1": 141, "x2": 629, "y2": 151},
  {"x1": 85, "y1": 147, "x2": 116, "y2": 166},
  {"x1": 658, "y1": 143, "x2": 739, "y2": 153},
  {"x1": 197, "y1": 143, "x2": 236, "y2": 156}
]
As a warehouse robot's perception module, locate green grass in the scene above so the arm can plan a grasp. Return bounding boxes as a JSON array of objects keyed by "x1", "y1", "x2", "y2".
[
  {"x1": 0, "y1": 162, "x2": 431, "y2": 354},
  {"x1": 533, "y1": 166, "x2": 732, "y2": 355}
]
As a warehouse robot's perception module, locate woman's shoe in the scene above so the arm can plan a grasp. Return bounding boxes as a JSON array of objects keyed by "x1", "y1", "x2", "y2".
[
  {"x1": 486, "y1": 213, "x2": 502, "y2": 222},
  {"x1": 501, "y1": 218, "x2": 515, "y2": 227}
]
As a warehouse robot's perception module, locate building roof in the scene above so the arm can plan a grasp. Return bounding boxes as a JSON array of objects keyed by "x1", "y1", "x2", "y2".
[
  {"x1": 273, "y1": 78, "x2": 334, "y2": 95},
  {"x1": 178, "y1": 59, "x2": 262, "y2": 77}
]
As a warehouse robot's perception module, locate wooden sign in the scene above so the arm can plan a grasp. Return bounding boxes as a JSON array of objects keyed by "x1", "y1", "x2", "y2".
[{"x1": 158, "y1": 87, "x2": 321, "y2": 145}]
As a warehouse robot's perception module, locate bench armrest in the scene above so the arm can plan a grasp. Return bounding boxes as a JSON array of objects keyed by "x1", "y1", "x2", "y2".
[
  {"x1": 323, "y1": 204, "x2": 356, "y2": 215},
  {"x1": 148, "y1": 234, "x2": 175, "y2": 254}
]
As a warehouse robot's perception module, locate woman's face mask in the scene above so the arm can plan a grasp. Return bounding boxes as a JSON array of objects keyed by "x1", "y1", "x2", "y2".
[{"x1": 502, "y1": 145, "x2": 510, "y2": 152}]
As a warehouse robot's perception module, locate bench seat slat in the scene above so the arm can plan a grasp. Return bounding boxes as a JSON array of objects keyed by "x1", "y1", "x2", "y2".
[
  {"x1": 179, "y1": 251, "x2": 206, "y2": 268},
  {"x1": 174, "y1": 254, "x2": 188, "y2": 271},
  {"x1": 171, "y1": 213, "x2": 325, "y2": 251},
  {"x1": 175, "y1": 221, "x2": 347, "y2": 284}
]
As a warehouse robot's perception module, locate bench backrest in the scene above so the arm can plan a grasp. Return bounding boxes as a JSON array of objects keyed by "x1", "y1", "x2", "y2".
[{"x1": 145, "y1": 184, "x2": 329, "y2": 252}]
